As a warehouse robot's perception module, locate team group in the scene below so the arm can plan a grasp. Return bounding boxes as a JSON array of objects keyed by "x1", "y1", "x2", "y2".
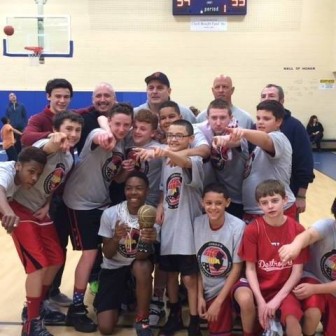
[{"x1": 0, "y1": 72, "x2": 334, "y2": 336}]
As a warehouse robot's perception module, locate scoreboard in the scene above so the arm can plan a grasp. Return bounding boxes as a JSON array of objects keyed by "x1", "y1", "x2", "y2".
[{"x1": 173, "y1": 0, "x2": 247, "y2": 16}]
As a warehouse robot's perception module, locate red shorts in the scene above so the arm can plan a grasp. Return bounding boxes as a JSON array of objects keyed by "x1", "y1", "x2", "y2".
[
  {"x1": 231, "y1": 278, "x2": 262, "y2": 335},
  {"x1": 322, "y1": 294, "x2": 336, "y2": 336},
  {"x1": 263, "y1": 290, "x2": 303, "y2": 325},
  {"x1": 206, "y1": 296, "x2": 233, "y2": 336},
  {"x1": 232, "y1": 279, "x2": 303, "y2": 326},
  {"x1": 10, "y1": 200, "x2": 64, "y2": 274},
  {"x1": 231, "y1": 277, "x2": 251, "y2": 313},
  {"x1": 300, "y1": 277, "x2": 326, "y2": 313},
  {"x1": 243, "y1": 203, "x2": 297, "y2": 224}
]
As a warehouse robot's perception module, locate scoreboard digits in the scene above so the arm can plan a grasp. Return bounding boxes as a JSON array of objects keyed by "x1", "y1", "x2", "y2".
[{"x1": 173, "y1": 0, "x2": 247, "y2": 16}]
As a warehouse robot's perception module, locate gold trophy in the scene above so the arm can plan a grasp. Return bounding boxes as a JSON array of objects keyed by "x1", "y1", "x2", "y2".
[{"x1": 137, "y1": 204, "x2": 156, "y2": 254}]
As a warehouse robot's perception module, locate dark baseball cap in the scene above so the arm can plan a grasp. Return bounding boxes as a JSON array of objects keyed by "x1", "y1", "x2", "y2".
[{"x1": 145, "y1": 72, "x2": 170, "y2": 87}]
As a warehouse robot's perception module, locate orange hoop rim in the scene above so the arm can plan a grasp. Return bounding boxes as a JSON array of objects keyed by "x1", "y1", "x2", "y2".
[{"x1": 24, "y1": 46, "x2": 44, "y2": 55}]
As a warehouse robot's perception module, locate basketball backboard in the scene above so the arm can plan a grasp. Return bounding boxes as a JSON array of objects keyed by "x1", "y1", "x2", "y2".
[{"x1": 3, "y1": 15, "x2": 73, "y2": 58}]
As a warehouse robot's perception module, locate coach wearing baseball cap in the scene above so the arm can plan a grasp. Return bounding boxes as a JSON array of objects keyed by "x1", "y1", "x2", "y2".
[{"x1": 134, "y1": 71, "x2": 196, "y2": 123}]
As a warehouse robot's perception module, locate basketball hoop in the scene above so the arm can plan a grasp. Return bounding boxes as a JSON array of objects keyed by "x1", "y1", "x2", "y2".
[{"x1": 24, "y1": 46, "x2": 43, "y2": 66}]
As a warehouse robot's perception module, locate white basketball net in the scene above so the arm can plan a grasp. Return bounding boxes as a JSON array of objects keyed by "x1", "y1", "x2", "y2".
[{"x1": 26, "y1": 48, "x2": 43, "y2": 66}]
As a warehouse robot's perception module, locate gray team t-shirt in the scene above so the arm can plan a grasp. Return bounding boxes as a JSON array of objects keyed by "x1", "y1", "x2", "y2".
[
  {"x1": 196, "y1": 121, "x2": 249, "y2": 203},
  {"x1": 194, "y1": 212, "x2": 245, "y2": 300},
  {"x1": 0, "y1": 161, "x2": 18, "y2": 198},
  {"x1": 63, "y1": 129, "x2": 125, "y2": 210},
  {"x1": 160, "y1": 155, "x2": 203, "y2": 255},
  {"x1": 303, "y1": 218, "x2": 336, "y2": 297},
  {"x1": 191, "y1": 126, "x2": 210, "y2": 148},
  {"x1": 14, "y1": 139, "x2": 73, "y2": 212},
  {"x1": 242, "y1": 131, "x2": 295, "y2": 214},
  {"x1": 125, "y1": 139, "x2": 163, "y2": 207}
]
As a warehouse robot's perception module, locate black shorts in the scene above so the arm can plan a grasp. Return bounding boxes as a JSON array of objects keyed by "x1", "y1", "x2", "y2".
[
  {"x1": 93, "y1": 266, "x2": 132, "y2": 313},
  {"x1": 152, "y1": 242, "x2": 161, "y2": 264},
  {"x1": 67, "y1": 207, "x2": 103, "y2": 250},
  {"x1": 159, "y1": 254, "x2": 199, "y2": 276}
]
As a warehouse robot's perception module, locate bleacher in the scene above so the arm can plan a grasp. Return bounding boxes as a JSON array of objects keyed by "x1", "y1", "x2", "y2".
[
  {"x1": 319, "y1": 139, "x2": 336, "y2": 151},
  {"x1": 311, "y1": 139, "x2": 336, "y2": 151}
]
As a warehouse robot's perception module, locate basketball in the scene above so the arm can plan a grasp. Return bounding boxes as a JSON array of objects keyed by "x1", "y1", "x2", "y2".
[
  {"x1": 3, "y1": 25, "x2": 14, "y2": 36},
  {"x1": 137, "y1": 205, "x2": 156, "y2": 228}
]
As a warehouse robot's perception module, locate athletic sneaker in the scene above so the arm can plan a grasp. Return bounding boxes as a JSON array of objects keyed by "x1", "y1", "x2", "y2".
[
  {"x1": 21, "y1": 317, "x2": 54, "y2": 336},
  {"x1": 159, "y1": 311, "x2": 184, "y2": 336},
  {"x1": 41, "y1": 300, "x2": 66, "y2": 324},
  {"x1": 134, "y1": 318, "x2": 153, "y2": 336},
  {"x1": 188, "y1": 324, "x2": 203, "y2": 336},
  {"x1": 65, "y1": 303, "x2": 97, "y2": 333},
  {"x1": 148, "y1": 298, "x2": 165, "y2": 326},
  {"x1": 21, "y1": 300, "x2": 66, "y2": 325},
  {"x1": 49, "y1": 292, "x2": 72, "y2": 307},
  {"x1": 188, "y1": 315, "x2": 202, "y2": 336}
]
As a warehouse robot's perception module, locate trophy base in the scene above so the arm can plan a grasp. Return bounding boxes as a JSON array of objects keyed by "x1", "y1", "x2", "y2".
[{"x1": 137, "y1": 241, "x2": 154, "y2": 254}]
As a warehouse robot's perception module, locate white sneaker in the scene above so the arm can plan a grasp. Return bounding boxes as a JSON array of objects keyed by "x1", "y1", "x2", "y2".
[{"x1": 148, "y1": 298, "x2": 165, "y2": 326}]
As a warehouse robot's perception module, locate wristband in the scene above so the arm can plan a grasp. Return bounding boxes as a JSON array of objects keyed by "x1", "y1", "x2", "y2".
[{"x1": 297, "y1": 195, "x2": 306, "y2": 199}]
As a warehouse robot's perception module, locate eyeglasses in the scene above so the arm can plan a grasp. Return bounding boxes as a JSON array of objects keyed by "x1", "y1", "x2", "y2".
[{"x1": 166, "y1": 133, "x2": 190, "y2": 140}]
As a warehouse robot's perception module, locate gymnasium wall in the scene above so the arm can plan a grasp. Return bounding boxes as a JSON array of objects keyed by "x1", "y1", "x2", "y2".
[{"x1": 0, "y1": 0, "x2": 335, "y2": 137}]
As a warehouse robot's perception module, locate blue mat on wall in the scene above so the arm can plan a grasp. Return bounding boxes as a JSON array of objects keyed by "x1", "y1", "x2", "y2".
[{"x1": 0, "y1": 90, "x2": 147, "y2": 119}]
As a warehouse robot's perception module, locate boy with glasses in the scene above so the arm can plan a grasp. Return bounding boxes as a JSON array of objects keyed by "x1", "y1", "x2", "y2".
[{"x1": 153, "y1": 119, "x2": 204, "y2": 336}]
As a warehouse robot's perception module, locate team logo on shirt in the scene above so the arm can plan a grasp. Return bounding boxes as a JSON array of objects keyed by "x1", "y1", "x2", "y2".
[
  {"x1": 320, "y1": 249, "x2": 336, "y2": 280},
  {"x1": 118, "y1": 228, "x2": 140, "y2": 258},
  {"x1": 197, "y1": 242, "x2": 232, "y2": 278},
  {"x1": 43, "y1": 163, "x2": 66, "y2": 194},
  {"x1": 126, "y1": 147, "x2": 149, "y2": 174},
  {"x1": 243, "y1": 151, "x2": 255, "y2": 179},
  {"x1": 210, "y1": 146, "x2": 230, "y2": 170},
  {"x1": 102, "y1": 152, "x2": 123, "y2": 181},
  {"x1": 166, "y1": 173, "x2": 182, "y2": 209}
]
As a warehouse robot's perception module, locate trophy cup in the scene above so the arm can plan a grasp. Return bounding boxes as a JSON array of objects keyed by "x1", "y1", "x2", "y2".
[{"x1": 137, "y1": 204, "x2": 156, "y2": 254}]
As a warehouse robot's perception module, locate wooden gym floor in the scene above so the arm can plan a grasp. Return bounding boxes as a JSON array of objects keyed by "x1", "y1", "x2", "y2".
[{"x1": 0, "y1": 155, "x2": 335, "y2": 335}]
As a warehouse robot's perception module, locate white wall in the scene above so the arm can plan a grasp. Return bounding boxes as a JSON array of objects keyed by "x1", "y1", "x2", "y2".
[{"x1": 1, "y1": 0, "x2": 335, "y2": 137}]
